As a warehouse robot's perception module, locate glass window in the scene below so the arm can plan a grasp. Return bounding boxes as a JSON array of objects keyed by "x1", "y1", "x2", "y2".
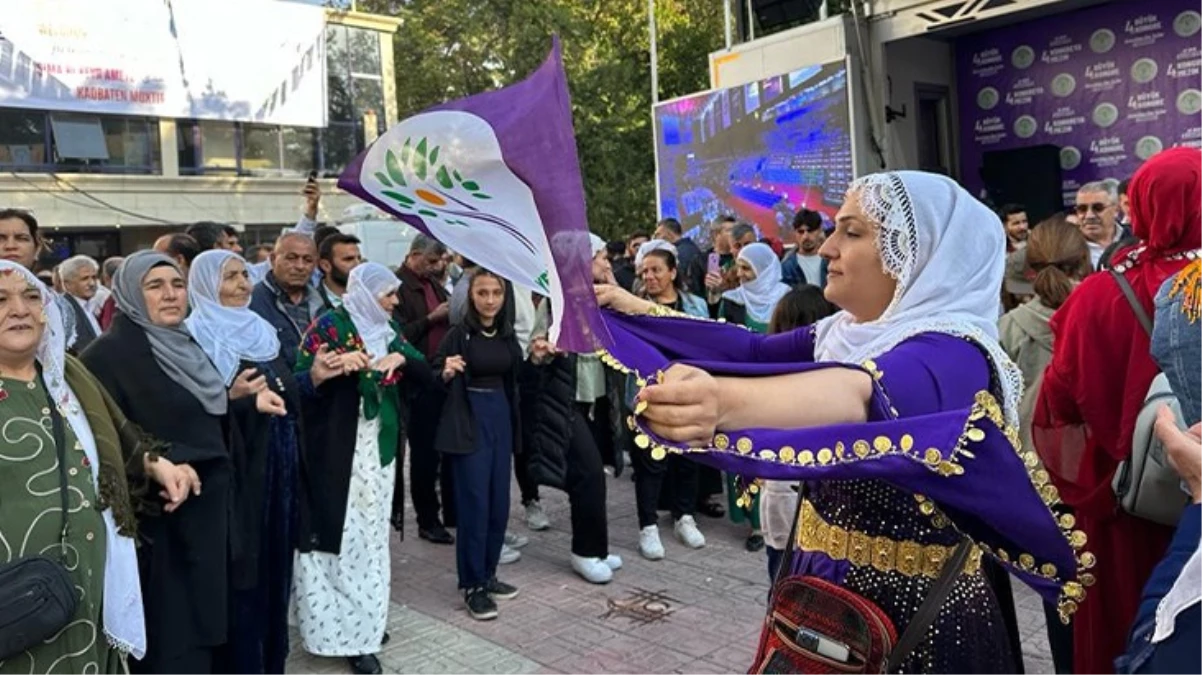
[
  {"x1": 177, "y1": 121, "x2": 200, "y2": 172},
  {"x1": 199, "y1": 121, "x2": 238, "y2": 170},
  {"x1": 281, "y1": 126, "x2": 317, "y2": 175},
  {"x1": 348, "y1": 28, "x2": 382, "y2": 76},
  {"x1": 100, "y1": 117, "x2": 159, "y2": 170},
  {"x1": 0, "y1": 109, "x2": 47, "y2": 168},
  {"x1": 328, "y1": 73, "x2": 354, "y2": 122},
  {"x1": 325, "y1": 25, "x2": 349, "y2": 80},
  {"x1": 351, "y1": 77, "x2": 385, "y2": 121},
  {"x1": 323, "y1": 122, "x2": 362, "y2": 176},
  {"x1": 242, "y1": 125, "x2": 281, "y2": 175},
  {"x1": 50, "y1": 115, "x2": 109, "y2": 160}
]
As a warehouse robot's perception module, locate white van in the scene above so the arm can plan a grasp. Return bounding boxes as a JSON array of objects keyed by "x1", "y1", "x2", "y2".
[{"x1": 335, "y1": 203, "x2": 419, "y2": 271}]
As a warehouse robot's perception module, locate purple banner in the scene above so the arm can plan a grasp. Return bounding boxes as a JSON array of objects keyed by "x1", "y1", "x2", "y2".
[{"x1": 957, "y1": 0, "x2": 1202, "y2": 204}]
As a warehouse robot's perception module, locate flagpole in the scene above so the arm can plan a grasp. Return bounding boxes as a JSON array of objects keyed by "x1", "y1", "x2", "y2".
[{"x1": 648, "y1": 0, "x2": 659, "y2": 104}]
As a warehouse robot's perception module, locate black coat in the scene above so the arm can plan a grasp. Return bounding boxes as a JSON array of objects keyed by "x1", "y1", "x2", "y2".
[
  {"x1": 298, "y1": 346, "x2": 432, "y2": 555},
  {"x1": 226, "y1": 356, "x2": 305, "y2": 590},
  {"x1": 432, "y1": 324, "x2": 523, "y2": 456},
  {"x1": 79, "y1": 313, "x2": 232, "y2": 662},
  {"x1": 528, "y1": 354, "x2": 629, "y2": 489},
  {"x1": 395, "y1": 264, "x2": 449, "y2": 357}
]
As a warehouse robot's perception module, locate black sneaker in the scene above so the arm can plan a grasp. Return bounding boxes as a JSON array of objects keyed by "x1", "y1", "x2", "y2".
[
  {"x1": 419, "y1": 526, "x2": 454, "y2": 545},
  {"x1": 347, "y1": 654, "x2": 382, "y2": 674},
  {"x1": 465, "y1": 586, "x2": 498, "y2": 620},
  {"x1": 486, "y1": 577, "x2": 519, "y2": 600}
]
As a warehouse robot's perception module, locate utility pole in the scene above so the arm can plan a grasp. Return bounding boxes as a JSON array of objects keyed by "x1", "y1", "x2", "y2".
[{"x1": 648, "y1": 0, "x2": 659, "y2": 104}]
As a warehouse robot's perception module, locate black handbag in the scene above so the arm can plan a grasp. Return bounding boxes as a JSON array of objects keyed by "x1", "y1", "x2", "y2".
[{"x1": 0, "y1": 387, "x2": 80, "y2": 660}]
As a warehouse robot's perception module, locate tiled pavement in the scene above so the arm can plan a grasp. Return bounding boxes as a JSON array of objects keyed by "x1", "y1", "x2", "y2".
[{"x1": 287, "y1": 460, "x2": 1055, "y2": 674}]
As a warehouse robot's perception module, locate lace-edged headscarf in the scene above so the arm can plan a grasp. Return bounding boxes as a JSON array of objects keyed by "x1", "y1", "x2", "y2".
[{"x1": 813, "y1": 171, "x2": 1024, "y2": 426}]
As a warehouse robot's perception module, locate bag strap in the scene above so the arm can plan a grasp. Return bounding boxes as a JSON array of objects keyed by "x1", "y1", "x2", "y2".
[
  {"x1": 768, "y1": 482, "x2": 808, "y2": 605},
  {"x1": 1110, "y1": 269, "x2": 1154, "y2": 336},
  {"x1": 42, "y1": 377, "x2": 71, "y2": 564},
  {"x1": 885, "y1": 538, "x2": 975, "y2": 671}
]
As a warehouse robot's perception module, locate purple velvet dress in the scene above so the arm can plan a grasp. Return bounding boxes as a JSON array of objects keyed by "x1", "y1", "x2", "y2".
[{"x1": 599, "y1": 310, "x2": 1091, "y2": 673}]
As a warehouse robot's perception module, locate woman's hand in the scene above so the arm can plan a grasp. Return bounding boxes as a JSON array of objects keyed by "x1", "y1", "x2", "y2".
[
  {"x1": 529, "y1": 337, "x2": 558, "y2": 364},
  {"x1": 442, "y1": 355, "x2": 466, "y2": 382},
  {"x1": 595, "y1": 284, "x2": 654, "y2": 315},
  {"x1": 372, "y1": 352, "x2": 406, "y2": 379},
  {"x1": 256, "y1": 389, "x2": 287, "y2": 417},
  {"x1": 229, "y1": 368, "x2": 267, "y2": 400},
  {"x1": 144, "y1": 457, "x2": 202, "y2": 513},
  {"x1": 637, "y1": 364, "x2": 723, "y2": 447},
  {"x1": 309, "y1": 345, "x2": 343, "y2": 386},
  {"x1": 704, "y1": 271, "x2": 724, "y2": 292},
  {"x1": 1158, "y1": 406, "x2": 1202, "y2": 504},
  {"x1": 338, "y1": 351, "x2": 373, "y2": 375}
]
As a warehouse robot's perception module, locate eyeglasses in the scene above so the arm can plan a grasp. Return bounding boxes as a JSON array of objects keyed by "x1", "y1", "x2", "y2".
[{"x1": 1074, "y1": 202, "x2": 1110, "y2": 215}]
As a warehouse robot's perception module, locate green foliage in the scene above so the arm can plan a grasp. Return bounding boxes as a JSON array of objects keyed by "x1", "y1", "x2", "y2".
[{"x1": 361, "y1": 0, "x2": 724, "y2": 241}]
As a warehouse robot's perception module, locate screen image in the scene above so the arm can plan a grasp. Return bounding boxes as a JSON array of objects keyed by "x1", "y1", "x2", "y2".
[{"x1": 653, "y1": 60, "x2": 853, "y2": 240}]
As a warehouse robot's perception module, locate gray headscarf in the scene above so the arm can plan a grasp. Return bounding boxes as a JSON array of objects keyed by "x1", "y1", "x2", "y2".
[{"x1": 113, "y1": 250, "x2": 228, "y2": 415}]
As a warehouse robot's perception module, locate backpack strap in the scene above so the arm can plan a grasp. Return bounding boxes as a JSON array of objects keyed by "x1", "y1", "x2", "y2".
[
  {"x1": 885, "y1": 538, "x2": 975, "y2": 672},
  {"x1": 1110, "y1": 269, "x2": 1154, "y2": 336}
]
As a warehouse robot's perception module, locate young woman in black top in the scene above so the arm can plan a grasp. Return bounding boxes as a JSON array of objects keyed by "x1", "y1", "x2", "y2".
[{"x1": 433, "y1": 269, "x2": 523, "y2": 621}]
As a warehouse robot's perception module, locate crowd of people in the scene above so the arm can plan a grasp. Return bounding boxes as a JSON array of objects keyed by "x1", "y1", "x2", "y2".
[{"x1": 0, "y1": 147, "x2": 1197, "y2": 675}]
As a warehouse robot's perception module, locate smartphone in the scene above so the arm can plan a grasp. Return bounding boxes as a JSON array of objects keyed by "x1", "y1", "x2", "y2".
[
  {"x1": 707, "y1": 252, "x2": 721, "y2": 276},
  {"x1": 796, "y1": 628, "x2": 852, "y2": 663},
  {"x1": 307, "y1": 170, "x2": 318, "y2": 183}
]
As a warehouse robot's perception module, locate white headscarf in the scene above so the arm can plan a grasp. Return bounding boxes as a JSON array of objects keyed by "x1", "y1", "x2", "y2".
[
  {"x1": 723, "y1": 242, "x2": 792, "y2": 324},
  {"x1": 344, "y1": 262, "x2": 399, "y2": 357},
  {"x1": 813, "y1": 171, "x2": 1023, "y2": 426},
  {"x1": 634, "y1": 239, "x2": 677, "y2": 270},
  {"x1": 589, "y1": 233, "x2": 607, "y2": 258},
  {"x1": 184, "y1": 250, "x2": 281, "y2": 385},
  {"x1": 0, "y1": 261, "x2": 146, "y2": 658}
]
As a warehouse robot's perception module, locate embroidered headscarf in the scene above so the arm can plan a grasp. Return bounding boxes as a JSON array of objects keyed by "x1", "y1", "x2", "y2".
[
  {"x1": 813, "y1": 171, "x2": 1023, "y2": 425},
  {"x1": 722, "y1": 242, "x2": 792, "y2": 324},
  {"x1": 113, "y1": 251, "x2": 228, "y2": 415},
  {"x1": 344, "y1": 262, "x2": 399, "y2": 358},
  {"x1": 184, "y1": 250, "x2": 281, "y2": 385},
  {"x1": 0, "y1": 261, "x2": 146, "y2": 658}
]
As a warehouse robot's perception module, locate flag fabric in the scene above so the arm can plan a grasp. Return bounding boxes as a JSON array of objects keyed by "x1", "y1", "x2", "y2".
[{"x1": 338, "y1": 37, "x2": 608, "y2": 353}]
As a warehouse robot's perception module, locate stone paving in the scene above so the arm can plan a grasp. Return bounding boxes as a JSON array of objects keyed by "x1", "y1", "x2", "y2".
[{"x1": 287, "y1": 460, "x2": 1055, "y2": 674}]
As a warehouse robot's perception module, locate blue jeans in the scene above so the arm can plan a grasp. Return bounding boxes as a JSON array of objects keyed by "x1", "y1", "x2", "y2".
[
  {"x1": 1153, "y1": 274, "x2": 1201, "y2": 426},
  {"x1": 449, "y1": 389, "x2": 513, "y2": 590}
]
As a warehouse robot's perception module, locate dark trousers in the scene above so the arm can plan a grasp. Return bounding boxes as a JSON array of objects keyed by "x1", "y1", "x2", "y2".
[
  {"x1": 410, "y1": 388, "x2": 455, "y2": 530},
  {"x1": 515, "y1": 361, "x2": 540, "y2": 504},
  {"x1": 449, "y1": 389, "x2": 512, "y2": 589},
  {"x1": 1044, "y1": 601, "x2": 1074, "y2": 673},
  {"x1": 633, "y1": 445, "x2": 697, "y2": 528},
  {"x1": 585, "y1": 397, "x2": 617, "y2": 468},
  {"x1": 565, "y1": 410, "x2": 608, "y2": 558}
]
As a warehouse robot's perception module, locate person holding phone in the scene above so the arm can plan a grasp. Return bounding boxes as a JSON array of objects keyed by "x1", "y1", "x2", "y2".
[{"x1": 433, "y1": 269, "x2": 524, "y2": 620}]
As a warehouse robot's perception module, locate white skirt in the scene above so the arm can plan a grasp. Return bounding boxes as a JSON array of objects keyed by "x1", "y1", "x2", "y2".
[{"x1": 292, "y1": 414, "x2": 395, "y2": 656}]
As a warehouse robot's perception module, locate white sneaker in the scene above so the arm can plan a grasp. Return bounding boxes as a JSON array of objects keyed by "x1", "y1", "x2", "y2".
[
  {"x1": 674, "y1": 515, "x2": 706, "y2": 549},
  {"x1": 499, "y1": 544, "x2": 521, "y2": 565},
  {"x1": 570, "y1": 554, "x2": 614, "y2": 584},
  {"x1": 639, "y1": 525, "x2": 665, "y2": 560},
  {"x1": 603, "y1": 554, "x2": 623, "y2": 571},
  {"x1": 504, "y1": 531, "x2": 529, "y2": 549},
  {"x1": 525, "y1": 501, "x2": 550, "y2": 531}
]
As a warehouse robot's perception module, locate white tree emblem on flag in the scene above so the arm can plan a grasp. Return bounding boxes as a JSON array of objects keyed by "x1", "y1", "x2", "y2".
[{"x1": 359, "y1": 110, "x2": 555, "y2": 296}]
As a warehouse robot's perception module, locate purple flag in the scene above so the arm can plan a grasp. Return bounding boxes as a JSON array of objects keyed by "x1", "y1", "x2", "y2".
[{"x1": 338, "y1": 37, "x2": 609, "y2": 353}]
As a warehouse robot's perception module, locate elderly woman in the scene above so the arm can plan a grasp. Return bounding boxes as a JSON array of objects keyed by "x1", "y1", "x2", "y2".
[
  {"x1": 185, "y1": 249, "x2": 300, "y2": 674},
  {"x1": 629, "y1": 240, "x2": 709, "y2": 559},
  {"x1": 596, "y1": 170, "x2": 1088, "y2": 672},
  {"x1": 0, "y1": 261, "x2": 157, "y2": 674},
  {"x1": 293, "y1": 262, "x2": 431, "y2": 675},
  {"x1": 80, "y1": 250, "x2": 242, "y2": 674},
  {"x1": 719, "y1": 242, "x2": 792, "y2": 334},
  {"x1": 1035, "y1": 147, "x2": 1202, "y2": 673}
]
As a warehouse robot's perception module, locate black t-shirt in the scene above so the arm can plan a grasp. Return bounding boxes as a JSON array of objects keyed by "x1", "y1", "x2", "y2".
[{"x1": 466, "y1": 331, "x2": 513, "y2": 389}]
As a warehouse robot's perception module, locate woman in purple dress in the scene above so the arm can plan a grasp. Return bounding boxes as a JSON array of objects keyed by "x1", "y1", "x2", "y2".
[{"x1": 594, "y1": 171, "x2": 1089, "y2": 673}]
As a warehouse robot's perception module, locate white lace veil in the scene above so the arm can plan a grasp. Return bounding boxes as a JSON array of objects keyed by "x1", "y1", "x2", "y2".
[{"x1": 813, "y1": 171, "x2": 1024, "y2": 426}]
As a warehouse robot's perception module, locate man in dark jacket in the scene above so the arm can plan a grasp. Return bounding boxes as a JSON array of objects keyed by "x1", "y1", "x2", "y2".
[
  {"x1": 248, "y1": 232, "x2": 324, "y2": 369},
  {"x1": 654, "y1": 217, "x2": 705, "y2": 296},
  {"x1": 395, "y1": 235, "x2": 456, "y2": 544}
]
